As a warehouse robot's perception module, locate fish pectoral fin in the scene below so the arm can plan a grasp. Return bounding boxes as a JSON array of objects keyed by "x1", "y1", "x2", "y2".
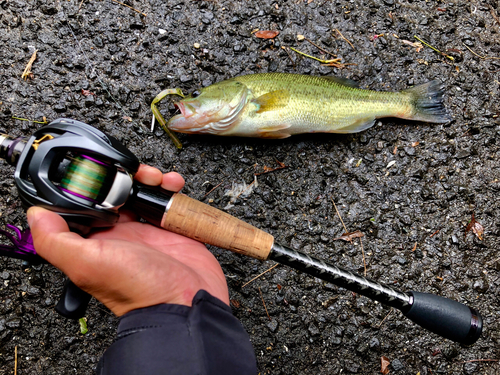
[
  {"x1": 256, "y1": 123, "x2": 292, "y2": 138},
  {"x1": 258, "y1": 132, "x2": 292, "y2": 139},
  {"x1": 252, "y1": 90, "x2": 290, "y2": 113},
  {"x1": 321, "y1": 76, "x2": 360, "y2": 88},
  {"x1": 335, "y1": 117, "x2": 376, "y2": 134}
]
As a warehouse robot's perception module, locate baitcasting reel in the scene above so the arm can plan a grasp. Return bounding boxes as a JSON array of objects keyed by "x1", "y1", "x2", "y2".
[
  {"x1": 0, "y1": 118, "x2": 140, "y2": 233},
  {"x1": 1, "y1": 118, "x2": 140, "y2": 317}
]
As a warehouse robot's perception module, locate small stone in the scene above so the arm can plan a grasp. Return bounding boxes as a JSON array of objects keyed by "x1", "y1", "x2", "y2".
[
  {"x1": 0, "y1": 271, "x2": 9, "y2": 280},
  {"x1": 6, "y1": 318, "x2": 21, "y2": 329},
  {"x1": 308, "y1": 323, "x2": 320, "y2": 336},
  {"x1": 193, "y1": 43, "x2": 200, "y2": 49},
  {"x1": 369, "y1": 337, "x2": 380, "y2": 349},
  {"x1": 330, "y1": 336, "x2": 342, "y2": 345},
  {"x1": 27, "y1": 286, "x2": 40, "y2": 296},
  {"x1": 84, "y1": 95, "x2": 95, "y2": 108},
  {"x1": 463, "y1": 361, "x2": 477, "y2": 374},
  {"x1": 267, "y1": 319, "x2": 278, "y2": 332},
  {"x1": 54, "y1": 103, "x2": 67, "y2": 113},
  {"x1": 391, "y1": 359, "x2": 404, "y2": 372},
  {"x1": 322, "y1": 167, "x2": 335, "y2": 177},
  {"x1": 297, "y1": 34, "x2": 305, "y2": 41},
  {"x1": 344, "y1": 360, "x2": 360, "y2": 373},
  {"x1": 179, "y1": 75, "x2": 192, "y2": 83},
  {"x1": 356, "y1": 341, "x2": 369, "y2": 354},
  {"x1": 158, "y1": 29, "x2": 166, "y2": 35},
  {"x1": 473, "y1": 279, "x2": 489, "y2": 293}
]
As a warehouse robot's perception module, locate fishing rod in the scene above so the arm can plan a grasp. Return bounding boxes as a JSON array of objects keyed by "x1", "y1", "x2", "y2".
[{"x1": 0, "y1": 118, "x2": 482, "y2": 345}]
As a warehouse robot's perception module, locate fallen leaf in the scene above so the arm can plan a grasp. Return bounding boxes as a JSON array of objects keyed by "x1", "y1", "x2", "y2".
[
  {"x1": 401, "y1": 39, "x2": 423, "y2": 52},
  {"x1": 333, "y1": 230, "x2": 364, "y2": 242},
  {"x1": 255, "y1": 30, "x2": 279, "y2": 39},
  {"x1": 380, "y1": 356, "x2": 390, "y2": 374},
  {"x1": 465, "y1": 213, "x2": 484, "y2": 241},
  {"x1": 472, "y1": 221, "x2": 484, "y2": 241},
  {"x1": 81, "y1": 89, "x2": 95, "y2": 96}
]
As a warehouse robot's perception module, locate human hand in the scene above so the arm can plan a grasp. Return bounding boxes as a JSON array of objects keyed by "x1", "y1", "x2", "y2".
[{"x1": 27, "y1": 165, "x2": 229, "y2": 316}]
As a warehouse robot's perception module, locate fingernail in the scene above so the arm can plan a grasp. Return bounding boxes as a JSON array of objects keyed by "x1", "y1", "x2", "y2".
[{"x1": 26, "y1": 206, "x2": 41, "y2": 227}]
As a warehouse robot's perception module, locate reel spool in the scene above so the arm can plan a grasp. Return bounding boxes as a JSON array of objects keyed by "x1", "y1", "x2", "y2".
[{"x1": 59, "y1": 154, "x2": 114, "y2": 205}]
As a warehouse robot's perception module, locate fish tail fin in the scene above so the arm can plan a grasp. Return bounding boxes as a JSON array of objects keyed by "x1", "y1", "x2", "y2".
[{"x1": 403, "y1": 80, "x2": 451, "y2": 123}]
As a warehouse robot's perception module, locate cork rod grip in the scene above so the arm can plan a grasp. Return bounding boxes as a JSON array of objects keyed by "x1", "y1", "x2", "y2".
[{"x1": 161, "y1": 194, "x2": 274, "y2": 260}]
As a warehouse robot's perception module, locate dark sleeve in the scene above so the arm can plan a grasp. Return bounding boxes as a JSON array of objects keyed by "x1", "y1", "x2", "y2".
[{"x1": 96, "y1": 290, "x2": 257, "y2": 375}]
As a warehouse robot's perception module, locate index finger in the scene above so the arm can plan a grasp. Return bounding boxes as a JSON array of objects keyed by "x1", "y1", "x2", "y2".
[
  {"x1": 134, "y1": 165, "x2": 163, "y2": 185},
  {"x1": 134, "y1": 165, "x2": 185, "y2": 192}
]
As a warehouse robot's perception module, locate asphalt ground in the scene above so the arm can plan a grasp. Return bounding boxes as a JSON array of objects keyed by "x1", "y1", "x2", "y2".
[{"x1": 0, "y1": 0, "x2": 499, "y2": 374}]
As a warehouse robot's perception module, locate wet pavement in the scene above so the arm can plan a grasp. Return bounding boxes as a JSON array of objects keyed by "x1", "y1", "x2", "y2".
[{"x1": 0, "y1": 0, "x2": 499, "y2": 374}]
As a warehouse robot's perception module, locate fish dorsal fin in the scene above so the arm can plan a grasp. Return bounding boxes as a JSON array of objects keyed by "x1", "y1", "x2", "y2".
[
  {"x1": 252, "y1": 89, "x2": 290, "y2": 113},
  {"x1": 321, "y1": 76, "x2": 359, "y2": 88}
]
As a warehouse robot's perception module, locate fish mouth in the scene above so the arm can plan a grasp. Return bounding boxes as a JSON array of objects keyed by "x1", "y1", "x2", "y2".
[
  {"x1": 174, "y1": 101, "x2": 196, "y2": 118},
  {"x1": 168, "y1": 114, "x2": 206, "y2": 133}
]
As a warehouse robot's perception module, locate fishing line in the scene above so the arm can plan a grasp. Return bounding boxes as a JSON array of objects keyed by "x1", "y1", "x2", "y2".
[{"x1": 59, "y1": 154, "x2": 113, "y2": 203}]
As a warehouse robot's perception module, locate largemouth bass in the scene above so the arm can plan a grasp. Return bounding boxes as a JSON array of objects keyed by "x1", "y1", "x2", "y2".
[{"x1": 167, "y1": 73, "x2": 450, "y2": 138}]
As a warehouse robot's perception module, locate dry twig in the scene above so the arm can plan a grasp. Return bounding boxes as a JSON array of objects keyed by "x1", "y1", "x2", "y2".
[
  {"x1": 203, "y1": 180, "x2": 224, "y2": 198},
  {"x1": 490, "y1": 5, "x2": 500, "y2": 26},
  {"x1": 281, "y1": 46, "x2": 296, "y2": 68},
  {"x1": 242, "y1": 264, "x2": 279, "y2": 288},
  {"x1": 111, "y1": 0, "x2": 147, "y2": 16},
  {"x1": 414, "y1": 35, "x2": 454, "y2": 61},
  {"x1": 15, "y1": 346, "x2": 18, "y2": 375},
  {"x1": 429, "y1": 229, "x2": 440, "y2": 238},
  {"x1": 457, "y1": 359, "x2": 499, "y2": 364},
  {"x1": 21, "y1": 50, "x2": 37, "y2": 80},
  {"x1": 377, "y1": 309, "x2": 393, "y2": 328},
  {"x1": 360, "y1": 237, "x2": 367, "y2": 276},
  {"x1": 330, "y1": 196, "x2": 348, "y2": 233},
  {"x1": 305, "y1": 38, "x2": 337, "y2": 58},
  {"x1": 290, "y1": 47, "x2": 343, "y2": 66},
  {"x1": 463, "y1": 43, "x2": 500, "y2": 60},
  {"x1": 258, "y1": 287, "x2": 271, "y2": 321},
  {"x1": 254, "y1": 159, "x2": 288, "y2": 176},
  {"x1": 12, "y1": 116, "x2": 48, "y2": 124},
  {"x1": 335, "y1": 29, "x2": 355, "y2": 49}
]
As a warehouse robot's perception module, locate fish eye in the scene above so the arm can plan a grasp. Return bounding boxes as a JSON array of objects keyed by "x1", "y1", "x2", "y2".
[{"x1": 191, "y1": 90, "x2": 200, "y2": 98}]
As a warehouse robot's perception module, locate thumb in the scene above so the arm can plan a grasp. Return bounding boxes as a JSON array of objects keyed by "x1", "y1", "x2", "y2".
[{"x1": 27, "y1": 207, "x2": 85, "y2": 273}]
